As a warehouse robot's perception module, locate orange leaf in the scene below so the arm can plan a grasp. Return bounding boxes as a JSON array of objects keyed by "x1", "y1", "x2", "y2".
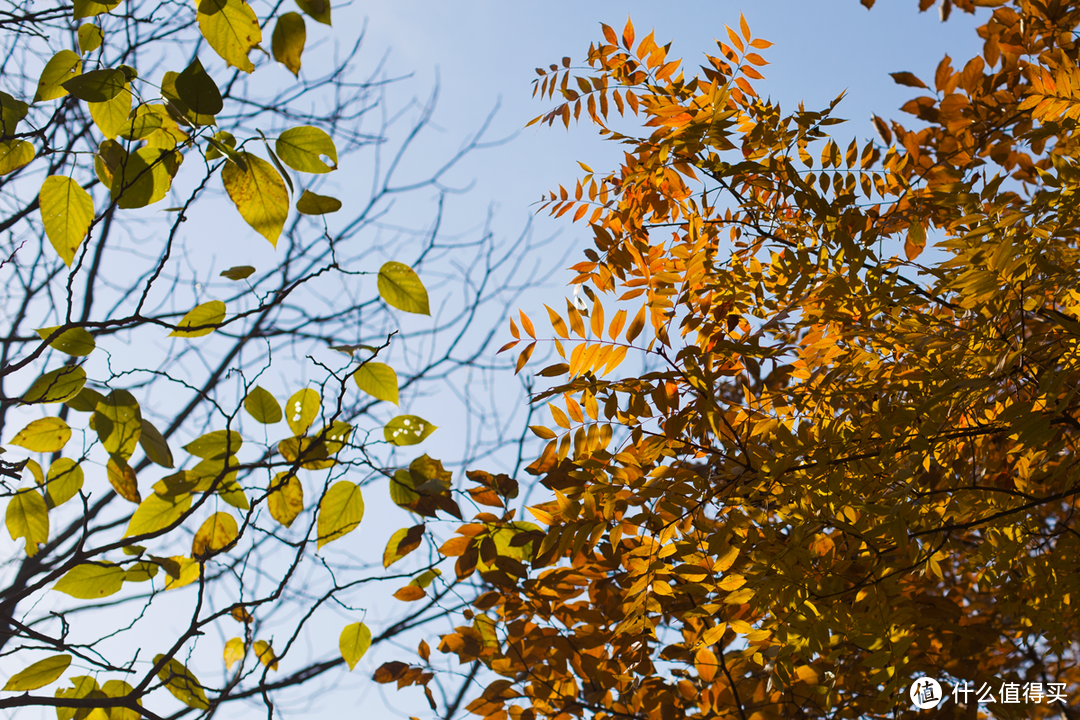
[
  {"x1": 622, "y1": 17, "x2": 635, "y2": 49},
  {"x1": 393, "y1": 585, "x2": 426, "y2": 602}
]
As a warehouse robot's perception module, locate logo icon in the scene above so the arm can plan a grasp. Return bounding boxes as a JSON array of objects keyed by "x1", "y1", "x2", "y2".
[{"x1": 910, "y1": 677, "x2": 944, "y2": 710}]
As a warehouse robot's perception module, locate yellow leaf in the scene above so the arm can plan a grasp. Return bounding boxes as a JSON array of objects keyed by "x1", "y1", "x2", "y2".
[
  {"x1": 34, "y1": 50, "x2": 82, "y2": 103},
  {"x1": 73, "y1": 0, "x2": 120, "y2": 19},
  {"x1": 383, "y1": 524, "x2": 424, "y2": 568},
  {"x1": 106, "y1": 457, "x2": 141, "y2": 503},
  {"x1": 268, "y1": 473, "x2": 303, "y2": 528},
  {"x1": 62, "y1": 68, "x2": 126, "y2": 102},
  {"x1": 353, "y1": 362, "x2": 399, "y2": 405},
  {"x1": 124, "y1": 492, "x2": 191, "y2": 538},
  {"x1": 12, "y1": 417, "x2": 71, "y2": 453},
  {"x1": 195, "y1": 0, "x2": 261, "y2": 73},
  {"x1": 163, "y1": 557, "x2": 201, "y2": 591},
  {"x1": 77, "y1": 24, "x2": 104, "y2": 53},
  {"x1": 2, "y1": 654, "x2": 72, "y2": 691},
  {"x1": 35, "y1": 326, "x2": 96, "y2": 356},
  {"x1": 295, "y1": 0, "x2": 331, "y2": 25},
  {"x1": 295, "y1": 189, "x2": 341, "y2": 215},
  {"x1": 94, "y1": 389, "x2": 142, "y2": 462},
  {"x1": 377, "y1": 262, "x2": 430, "y2": 315},
  {"x1": 339, "y1": 622, "x2": 371, "y2": 671},
  {"x1": 275, "y1": 125, "x2": 337, "y2": 173},
  {"x1": 253, "y1": 640, "x2": 278, "y2": 670},
  {"x1": 139, "y1": 417, "x2": 175, "y2": 468},
  {"x1": 54, "y1": 563, "x2": 125, "y2": 599},
  {"x1": 317, "y1": 481, "x2": 364, "y2": 549},
  {"x1": 110, "y1": 147, "x2": 173, "y2": 209},
  {"x1": 223, "y1": 638, "x2": 245, "y2": 670},
  {"x1": 183, "y1": 429, "x2": 242, "y2": 459},
  {"x1": 0, "y1": 140, "x2": 35, "y2": 176},
  {"x1": 221, "y1": 152, "x2": 289, "y2": 246},
  {"x1": 905, "y1": 221, "x2": 927, "y2": 260},
  {"x1": 383, "y1": 415, "x2": 436, "y2": 446},
  {"x1": 6, "y1": 489, "x2": 49, "y2": 556},
  {"x1": 272, "y1": 13, "x2": 306, "y2": 77},
  {"x1": 45, "y1": 458, "x2": 84, "y2": 509},
  {"x1": 39, "y1": 176, "x2": 94, "y2": 266},
  {"x1": 191, "y1": 512, "x2": 238, "y2": 557},
  {"x1": 285, "y1": 387, "x2": 320, "y2": 436},
  {"x1": 244, "y1": 385, "x2": 282, "y2": 423},
  {"x1": 21, "y1": 366, "x2": 86, "y2": 405},
  {"x1": 169, "y1": 300, "x2": 226, "y2": 338},
  {"x1": 154, "y1": 655, "x2": 209, "y2": 709}
]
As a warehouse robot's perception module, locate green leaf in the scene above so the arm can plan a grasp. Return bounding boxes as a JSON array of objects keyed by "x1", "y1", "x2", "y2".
[
  {"x1": 61, "y1": 68, "x2": 126, "y2": 102},
  {"x1": 338, "y1": 622, "x2": 371, "y2": 671},
  {"x1": 268, "y1": 472, "x2": 303, "y2": 528},
  {"x1": 53, "y1": 563, "x2": 125, "y2": 599},
  {"x1": 383, "y1": 415, "x2": 437, "y2": 446},
  {"x1": 39, "y1": 176, "x2": 94, "y2": 266},
  {"x1": 377, "y1": 262, "x2": 430, "y2": 315},
  {"x1": 0, "y1": 140, "x2": 35, "y2": 176},
  {"x1": 139, "y1": 418, "x2": 175, "y2": 468},
  {"x1": 154, "y1": 655, "x2": 210, "y2": 710},
  {"x1": 73, "y1": 0, "x2": 121, "y2": 19},
  {"x1": 389, "y1": 469, "x2": 420, "y2": 508},
  {"x1": 175, "y1": 58, "x2": 223, "y2": 116},
  {"x1": 285, "y1": 388, "x2": 320, "y2": 436},
  {"x1": 295, "y1": 0, "x2": 331, "y2": 25},
  {"x1": 21, "y1": 365, "x2": 87, "y2": 405},
  {"x1": 77, "y1": 24, "x2": 104, "y2": 53},
  {"x1": 2, "y1": 654, "x2": 72, "y2": 691},
  {"x1": 205, "y1": 130, "x2": 237, "y2": 162},
  {"x1": 196, "y1": 0, "x2": 261, "y2": 74},
  {"x1": 124, "y1": 492, "x2": 191, "y2": 538},
  {"x1": 220, "y1": 265, "x2": 255, "y2": 280},
  {"x1": 353, "y1": 362, "x2": 399, "y2": 405},
  {"x1": 191, "y1": 511, "x2": 238, "y2": 557},
  {"x1": 275, "y1": 126, "x2": 337, "y2": 173},
  {"x1": 12, "y1": 417, "x2": 71, "y2": 453},
  {"x1": 0, "y1": 90, "x2": 29, "y2": 135},
  {"x1": 114, "y1": 105, "x2": 162, "y2": 141},
  {"x1": 272, "y1": 12, "x2": 306, "y2": 77},
  {"x1": 64, "y1": 386, "x2": 104, "y2": 413},
  {"x1": 110, "y1": 147, "x2": 173, "y2": 209},
  {"x1": 183, "y1": 429, "x2": 242, "y2": 459},
  {"x1": 317, "y1": 481, "x2": 364, "y2": 549},
  {"x1": 161, "y1": 71, "x2": 214, "y2": 127},
  {"x1": 244, "y1": 386, "x2": 282, "y2": 423},
  {"x1": 383, "y1": 524, "x2": 424, "y2": 568},
  {"x1": 222, "y1": 152, "x2": 289, "y2": 246},
  {"x1": 169, "y1": 300, "x2": 226, "y2": 338},
  {"x1": 124, "y1": 561, "x2": 158, "y2": 582},
  {"x1": 94, "y1": 389, "x2": 142, "y2": 462},
  {"x1": 6, "y1": 489, "x2": 49, "y2": 557},
  {"x1": 34, "y1": 50, "x2": 82, "y2": 103},
  {"x1": 45, "y1": 458, "x2": 84, "y2": 509},
  {"x1": 35, "y1": 326, "x2": 96, "y2": 356},
  {"x1": 296, "y1": 189, "x2": 341, "y2": 215},
  {"x1": 54, "y1": 676, "x2": 98, "y2": 720}
]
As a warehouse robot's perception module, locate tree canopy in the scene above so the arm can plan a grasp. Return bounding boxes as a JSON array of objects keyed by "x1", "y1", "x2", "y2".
[{"x1": 373, "y1": 2, "x2": 1080, "y2": 719}]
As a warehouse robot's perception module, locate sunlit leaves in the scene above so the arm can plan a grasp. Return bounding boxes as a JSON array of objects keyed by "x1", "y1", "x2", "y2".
[
  {"x1": 183, "y1": 430, "x2": 242, "y2": 459},
  {"x1": 317, "y1": 481, "x2": 364, "y2": 549},
  {"x1": 285, "y1": 388, "x2": 320, "y2": 436},
  {"x1": 94, "y1": 389, "x2": 142, "y2": 462},
  {"x1": 353, "y1": 362, "x2": 399, "y2": 405},
  {"x1": 39, "y1": 176, "x2": 94, "y2": 266},
  {"x1": 169, "y1": 300, "x2": 226, "y2": 338},
  {"x1": 267, "y1": 473, "x2": 303, "y2": 527},
  {"x1": 383, "y1": 415, "x2": 436, "y2": 446},
  {"x1": 195, "y1": 0, "x2": 261, "y2": 73},
  {"x1": 62, "y1": 68, "x2": 126, "y2": 102},
  {"x1": 2, "y1": 654, "x2": 71, "y2": 691},
  {"x1": 112, "y1": 146, "x2": 175, "y2": 209},
  {"x1": 139, "y1": 418, "x2": 175, "y2": 468},
  {"x1": 106, "y1": 457, "x2": 141, "y2": 503},
  {"x1": 339, "y1": 622, "x2": 371, "y2": 671},
  {"x1": 34, "y1": 50, "x2": 82, "y2": 103},
  {"x1": 73, "y1": 0, "x2": 120, "y2": 18},
  {"x1": 275, "y1": 126, "x2": 337, "y2": 173},
  {"x1": 253, "y1": 640, "x2": 278, "y2": 671},
  {"x1": 35, "y1": 326, "x2": 96, "y2": 356},
  {"x1": 222, "y1": 153, "x2": 289, "y2": 246},
  {"x1": 377, "y1": 262, "x2": 430, "y2": 315},
  {"x1": 272, "y1": 13, "x2": 306, "y2": 77},
  {"x1": 45, "y1": 459, "x2": 84, "y2": 508},
  {"x1": 224, "y1": 638, "x2": 245, "y2": 670},
  {"x1": 77, "y1": 24, "x2": 103, "y2": 53},
  {"x1": 383, "y1": 524, "x2": 424, "y2": 568},
  {"x1": 245, "y1": 386, "x2": 282, "y2": 424},
  {"x1": 6, "y1": 489, "x2": 48, "y2": 556},
  {"x1": 295, "y1": 0, "x2": 331, "y2": 26},
  {"x1": 21, "y1": 366, "x2": 86, "y2": 405},
  {"x1": 0, "y1": 140, "x2": 35, "y2": 175},
  {"x1": 905, "y1": 221, "x2": 927, "y2": 260},
  {"x1": 154, "y1": 655, "x2": 210, "y2": 709},
  {"x1": 296, "y1": 189, "x2": 341, "y2": 214},
  {"x1": 12, "y1": 417, "x2": 71, "y2": 453},
  {"x1": 54, "y1": 563, "x2": 125, "y2": 599},
  {"x1": 124, "y1": 492, "x2": 191, "y2": 538},
  {"x1": 191, "y1": 512, "x2": 238, "y2": 557}
]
